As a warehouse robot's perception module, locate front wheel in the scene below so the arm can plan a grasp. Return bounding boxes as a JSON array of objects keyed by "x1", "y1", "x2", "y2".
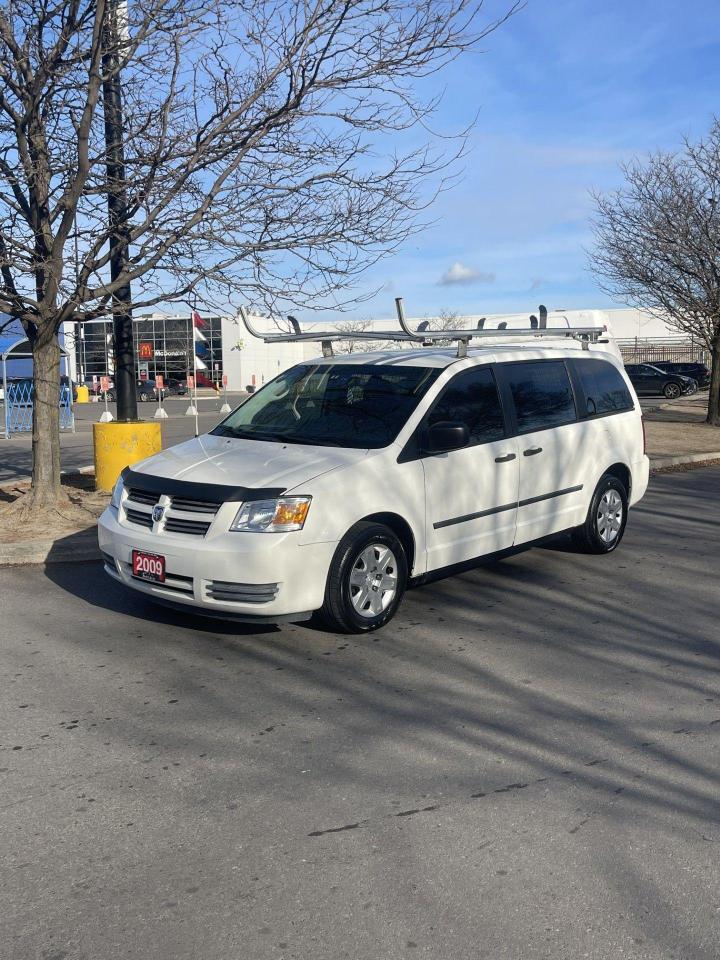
[
  {"x1": 663, "y1": 381, "x2": 681, "y2": 400},
  {"x1": 571, "y1": 474, "x2": 628, "y2": 554},
  {"x1": 320, "y1": 521, "x2": 407, "y2": 633}
]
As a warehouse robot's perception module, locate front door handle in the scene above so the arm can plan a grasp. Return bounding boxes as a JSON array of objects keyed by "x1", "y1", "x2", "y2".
[
  {"x1": 523, "y1": 446, "x2": 543, "y2": 456},
  {"x1": 494, "y1": 453, "x2": 516, "y2": 463}
]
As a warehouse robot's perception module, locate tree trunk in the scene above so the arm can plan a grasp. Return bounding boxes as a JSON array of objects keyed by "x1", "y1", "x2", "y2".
[
  {"x1": 707, "y1": 339, "x2": 720, "y2": 426},
  {"x1": 30, "y1": 330, "x2": 63, "y2": 507}
]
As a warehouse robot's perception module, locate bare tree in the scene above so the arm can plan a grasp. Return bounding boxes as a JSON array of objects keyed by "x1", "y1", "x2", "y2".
[
  {"x1": 590, "y1": 121, "x2": 720, "y2": 425},
  {"x1": 333, "y1": 319, "x2": 376, "y2": 355},
  {"x1": 332, "y1": 306, "x2": 465, "y2": 353},
  {"x1": 0, "y1": 0, "x2": 520, "y2": 511},
  {"x1": 423, "y1": 307, "x2": 465, "y2": 343}
]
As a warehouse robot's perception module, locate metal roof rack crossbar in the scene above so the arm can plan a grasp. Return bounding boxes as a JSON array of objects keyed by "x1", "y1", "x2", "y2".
[{"x1": 239, "y1": 300, "x2": 605, "y2": 359}]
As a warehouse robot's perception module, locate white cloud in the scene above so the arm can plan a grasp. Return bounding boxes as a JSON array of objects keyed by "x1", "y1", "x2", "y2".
[{"x1": 438, "y1": 262, "x2": 495, "y2": 286}]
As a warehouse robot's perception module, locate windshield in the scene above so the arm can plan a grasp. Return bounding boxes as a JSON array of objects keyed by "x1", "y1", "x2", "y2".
[{"x1": 211, "y1": 363, "x2": 441, "y2": 448}]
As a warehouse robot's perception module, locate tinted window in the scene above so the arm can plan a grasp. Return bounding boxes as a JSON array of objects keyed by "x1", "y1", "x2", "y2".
[
  {"x1": 505, "y1": 361, "x2": 576, "y2": 432},
  {"x1": 573, "y1": 358, "x2": 634, "y2": 416},
  {"x1": 427, "y1": 366, "x2": 505, "y2": 445},
  {"x1": 212, "y1": 363, "x2": 441, "y2": 449}
]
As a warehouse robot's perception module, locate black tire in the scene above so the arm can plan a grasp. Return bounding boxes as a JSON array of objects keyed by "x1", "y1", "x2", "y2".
[
  {"x1": 320, "y1": 521, "x2": 408, "y2": 633},
  {"x1": 663, "y1": 381, "x2": 681, "y2": 400},
  {"x1": 139, "y1": 391, "x2": 150, "y2": 402},
  {"x1": 572, "y1": 473, "x2": 629, "y2": 554}
]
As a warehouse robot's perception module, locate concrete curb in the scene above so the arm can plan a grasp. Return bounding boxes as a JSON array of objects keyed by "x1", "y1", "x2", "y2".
[
  {"x1": 0, "y1": 528, "x2": 100, "y2": 566},
  {"x1": 650, "y1": 451, "x2": 720, "y2": 472},
  {"x1": 61, "y1": 464, "x2": 95, "y2": 477}
]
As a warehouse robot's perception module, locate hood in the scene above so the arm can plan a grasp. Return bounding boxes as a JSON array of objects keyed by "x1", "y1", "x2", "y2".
[{"x1": 131, "y1": 433, "x2": 368, "y2": 492}]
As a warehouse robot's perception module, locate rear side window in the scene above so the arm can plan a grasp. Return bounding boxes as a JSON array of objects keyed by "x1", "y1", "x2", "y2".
[
  {"x1": 572, "y1": 358, "x2": 634, "y2": 417},
  {"x1": 504, "y1": 361, "x2": 576, "y2": 432},
  {"x1": 427, "y1": 366, "x2": 505, "y2": 445}
]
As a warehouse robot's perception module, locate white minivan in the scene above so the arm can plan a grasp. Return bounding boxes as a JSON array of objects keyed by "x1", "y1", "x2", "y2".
[{"x1": 98, "y1": 336, "x2": 649, "y2": 632}]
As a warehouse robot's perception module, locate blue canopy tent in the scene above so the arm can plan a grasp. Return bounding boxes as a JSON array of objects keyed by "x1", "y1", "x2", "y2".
[{"x1": 1, "y1": 336, "x2": 74, "y2": 440}]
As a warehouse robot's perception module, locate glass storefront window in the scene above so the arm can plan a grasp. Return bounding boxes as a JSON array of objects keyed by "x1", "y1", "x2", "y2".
[{"x1": 73, "y1": 314, "x2": 224, "y2": 385}]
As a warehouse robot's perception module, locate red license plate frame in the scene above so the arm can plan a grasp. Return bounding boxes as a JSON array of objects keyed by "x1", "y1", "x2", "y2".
[{"x1": 132, "y1": 549, "x2": 166, "y2": 583}]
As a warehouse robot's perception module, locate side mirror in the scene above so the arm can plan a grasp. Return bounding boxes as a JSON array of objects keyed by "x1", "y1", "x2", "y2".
[{"x1": 425, "y1": 421, "x2": 469, "y2": 454}]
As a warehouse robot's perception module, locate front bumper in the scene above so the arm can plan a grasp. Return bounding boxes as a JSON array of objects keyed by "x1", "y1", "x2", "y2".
[{"x1": 98, "y1": 507, "x2": 336, "y2": 620}]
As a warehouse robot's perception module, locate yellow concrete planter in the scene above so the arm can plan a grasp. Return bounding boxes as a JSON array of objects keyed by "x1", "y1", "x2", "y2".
[
  {"x1": 75, "y1": 384, "x2": 90, "y2": 403},
  {"x1": 93, "y1": 421, "x2": 162, "y2": 491}
]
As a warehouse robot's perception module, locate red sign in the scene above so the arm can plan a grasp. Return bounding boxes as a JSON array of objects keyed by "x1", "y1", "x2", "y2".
[
  {"x1": 132, "y1": 549, "x2": 165, "y2": 583},
  {"x1": 186, "y1": 375, "x2": 195, "y2": 390},
  {"x1": 100, "y1": 376, "x2": 110, "y2": 392},
  {"x1": 222, "y1": 374, "x2": 228, "y2": 387},
  {"x1": 155, "y1": 375, "x2": 164, "y2": 390},
  {"x1": 138, "y1": 342, "x2": 154, "y2": 360},
  {"x1": 139, "y1": 367, "x2": 149, "y2": 381}
]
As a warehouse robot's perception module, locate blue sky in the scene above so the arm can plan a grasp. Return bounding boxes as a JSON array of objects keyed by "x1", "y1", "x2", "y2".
[{"x1": 341, "y1": 0, "x2": 720, "y2": 321}]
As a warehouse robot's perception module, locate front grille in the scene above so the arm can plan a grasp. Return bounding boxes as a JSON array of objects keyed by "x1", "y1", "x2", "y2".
[
  {"x1": 122, "y1": 483, "x2": 220, "y2": 538},
  {"x1": 126, "y1": 487, "x2": 158, "y2": 506},
  {"x1": 125, "y1": 508, "x2": 153, "y2": 529},
  {"x1": 205, "y1": 580, "x2": 279, "y2": 604},
  {"x1": 170, "y1": 496, "x2": 220, "y2": 516},
  {"x1": 164, "y1": 516, "x2": 211, "y2": 536}
]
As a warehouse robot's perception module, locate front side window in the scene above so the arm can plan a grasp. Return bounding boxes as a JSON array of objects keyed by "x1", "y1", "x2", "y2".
[
  {"x1": 573, "y1": 358, "x2": 634, "y2": 416},
  {"x1": 426, "y1": 366, "x2": 505, "y2": 445},
  {"x1": 212, "y1": 363, "x2": 441, "y2": 449},
  {"x1": 505, "y1": 361, "x2": 576, "y2": 432}
]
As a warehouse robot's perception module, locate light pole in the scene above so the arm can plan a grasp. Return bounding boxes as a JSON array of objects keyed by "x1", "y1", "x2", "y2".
[{"x1": 102, "y1": 0, "x2": 137, "y2": 422}]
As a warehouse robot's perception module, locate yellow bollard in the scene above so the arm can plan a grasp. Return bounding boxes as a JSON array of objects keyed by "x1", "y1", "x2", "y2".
[
  {"x1": 75, "y1": 384, "x2": 90, "y2": 403},
  {"x1": 93, "y1": 420, "x2": 162, "y2": 492}
]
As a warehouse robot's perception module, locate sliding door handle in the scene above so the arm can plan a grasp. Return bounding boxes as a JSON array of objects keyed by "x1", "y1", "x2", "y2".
[
  {"x1": 494, "y1": 453, "x2": 516, "y2": 463},
  {"x1": 523, "y1": 446, "x2": 543, "y2": 457}
]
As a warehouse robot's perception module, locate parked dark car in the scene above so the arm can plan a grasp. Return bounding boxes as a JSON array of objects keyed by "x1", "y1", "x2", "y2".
[
  {"x1": 624, "y1": 363, "x2": 695, "y2": 399},
  {"x1": 106, "y1": 381, "x2": 159, "y2": 402},
  {"x1": 651, "y1": 360, "x2": 710, "y2": 388},
  {"x1": 162, "y1": 377, "x2": 187, "y2": 396}
]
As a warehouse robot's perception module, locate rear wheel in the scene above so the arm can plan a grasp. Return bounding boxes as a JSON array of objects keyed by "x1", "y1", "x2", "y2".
[
  {"x1": 320, "y1": 521, "x2": 407, "y2": 633},
  {"x1": 663, "y1": 381, "x2": 681, "y2": 400},
  {"x1": 139, "y1": 391, "x2": 151, "y2": 402},
  {"x1": 571, "y1": 473, "x2": 628, "y2": 554}
]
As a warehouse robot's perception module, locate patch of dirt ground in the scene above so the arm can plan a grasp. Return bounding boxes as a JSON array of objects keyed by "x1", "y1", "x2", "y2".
[{"x1": 0, "y1": 474, "x2": 109, "y2": 543}]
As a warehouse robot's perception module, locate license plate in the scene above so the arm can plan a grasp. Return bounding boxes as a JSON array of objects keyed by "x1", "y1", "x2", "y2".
[{"x1": 132, "y1": 549, "x2": 165, "y2": 583}]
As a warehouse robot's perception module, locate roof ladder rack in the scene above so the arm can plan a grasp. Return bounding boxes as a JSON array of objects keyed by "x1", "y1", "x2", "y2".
[{"x1": 238, "y1": 301, "x2": 606, "y2": 358}]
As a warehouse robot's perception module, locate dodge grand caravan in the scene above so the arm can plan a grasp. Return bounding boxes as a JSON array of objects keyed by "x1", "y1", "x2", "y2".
[{"x1": 98, "y1": 343, "x2": 649, "y2": 632}]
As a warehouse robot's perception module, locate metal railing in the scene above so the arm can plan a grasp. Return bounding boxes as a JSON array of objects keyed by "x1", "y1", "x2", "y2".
[{"x1": 617, "y1": 338, "x2": 708, "y2": 366}]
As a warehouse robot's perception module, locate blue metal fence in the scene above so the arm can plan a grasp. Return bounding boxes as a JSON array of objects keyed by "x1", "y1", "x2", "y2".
[{"x1": 3, "y1": 380, "x2": 74, "y2": 436}]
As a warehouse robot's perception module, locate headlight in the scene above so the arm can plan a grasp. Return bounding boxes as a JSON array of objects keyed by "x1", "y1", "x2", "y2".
[
  {"x1": 110, "y1": 475, "x2": 124, "y2": 510},
  {"x1": 230, "y1": 496, "x2": 312, "y2": 533}
]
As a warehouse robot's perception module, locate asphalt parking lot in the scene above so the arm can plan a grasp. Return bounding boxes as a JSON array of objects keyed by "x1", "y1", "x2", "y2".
[{"x1": 2, "y1": 466, "x2": 720, "y2": 960}]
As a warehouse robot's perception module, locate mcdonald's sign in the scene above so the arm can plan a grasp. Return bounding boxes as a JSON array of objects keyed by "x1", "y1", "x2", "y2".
[{"x1": 138, "y1": 342, "x2": 154, "y2": 360}]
